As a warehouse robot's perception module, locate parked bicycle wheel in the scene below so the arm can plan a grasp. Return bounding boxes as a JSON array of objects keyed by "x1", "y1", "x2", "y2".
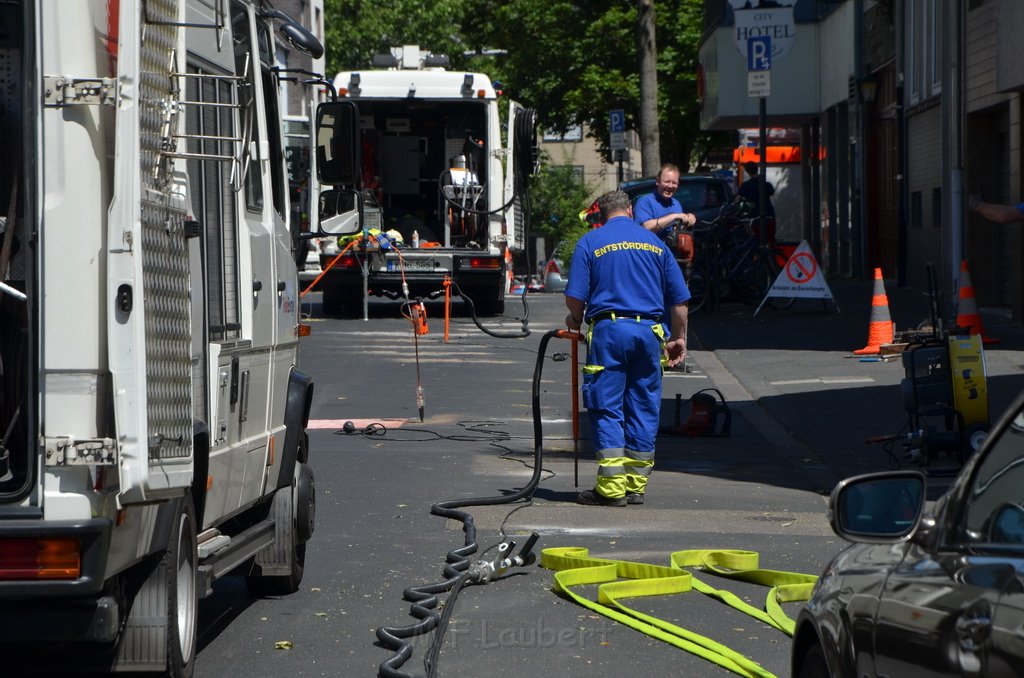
[
  {"x1": 728, "y1": 245, "x2": 775, "y2": 304},
  {"x1": 765, "y1": 247, "x2": 796, "y2": 310},
  {"x1": 686, "y1": 262, "x2": 711, "y2": 315}
]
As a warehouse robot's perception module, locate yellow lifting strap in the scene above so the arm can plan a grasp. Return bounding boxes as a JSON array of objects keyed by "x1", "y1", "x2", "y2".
[{"x1": 540, "y1": 547, "x2": 818, "y2": 678}]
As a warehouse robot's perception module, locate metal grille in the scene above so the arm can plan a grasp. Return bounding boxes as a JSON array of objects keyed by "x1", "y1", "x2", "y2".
[{"x1": 140, "y1": 0, "x2": 191, "y2": 461}]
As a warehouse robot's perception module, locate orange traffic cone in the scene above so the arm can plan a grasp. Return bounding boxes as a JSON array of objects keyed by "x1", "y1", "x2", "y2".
[
  {"x1": 955, "y1": 260, "x2": 999, "y2": 344},
  {"x1": 854, "y1": 268, "x2": 894, "y2": 355}
]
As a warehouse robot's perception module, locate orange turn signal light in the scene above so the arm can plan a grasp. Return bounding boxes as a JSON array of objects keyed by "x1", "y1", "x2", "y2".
[
  {"x1": 297, "y1": 323, "x2": 312, "y2": 337},
  {"x1": 0, "y1": 537, "x2": 81, "y2": 580}
]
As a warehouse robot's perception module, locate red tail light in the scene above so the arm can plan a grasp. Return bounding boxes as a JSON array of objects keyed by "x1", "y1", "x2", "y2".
[
  {"x1": 466, "y1": 258, "x2": 501, "y2": 270},
  {"x1": 545, "y1": 259, "x2": 560, "y2": 274},
  {"x1": 0, "y1": 537, "x2": 82, "y2": 580}
]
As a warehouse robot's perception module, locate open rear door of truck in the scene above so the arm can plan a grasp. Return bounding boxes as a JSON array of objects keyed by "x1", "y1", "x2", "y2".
[
  {"x1": 106, "y1": 0, "x2": 194, "y2": 504},
  {"x1": 504, "y1": 100, "x2": 526, "y2": 251}
]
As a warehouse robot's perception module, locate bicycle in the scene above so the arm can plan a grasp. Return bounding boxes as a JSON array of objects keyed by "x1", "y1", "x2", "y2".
[{"x1": 678, "y1": 201, "x2": 794, "y2": 314}]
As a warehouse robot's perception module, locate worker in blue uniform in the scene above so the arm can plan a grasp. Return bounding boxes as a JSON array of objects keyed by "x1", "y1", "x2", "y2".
[
  {"x1": 564, "y1": 190, "x2": 690, "y2": 506},
  {"x1": 633, "y1": 163, "x2": 697, "y2": 236}
]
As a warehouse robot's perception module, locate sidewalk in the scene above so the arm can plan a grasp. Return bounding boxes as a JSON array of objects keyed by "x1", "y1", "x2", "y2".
[{"x1": 663, "y1": 276, "x2": 1024, "y2": 492}]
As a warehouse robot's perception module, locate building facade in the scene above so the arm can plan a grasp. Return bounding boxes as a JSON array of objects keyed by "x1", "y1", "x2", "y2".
[{"x1": 699, "y1": 0, "x2": 1024, "y2": 320}]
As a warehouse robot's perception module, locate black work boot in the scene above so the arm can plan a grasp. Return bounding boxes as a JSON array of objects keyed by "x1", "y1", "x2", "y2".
[
  {"x1": 576, "y1": 489, "x2": 627, "y2": 507},
  {"x1": 626, "y1": 492, "x2": 645, "y2": 505}
]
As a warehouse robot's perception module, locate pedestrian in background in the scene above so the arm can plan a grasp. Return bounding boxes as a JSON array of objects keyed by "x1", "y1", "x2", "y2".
[
  {"x1": 738, "y1": 161, "x2": 776, "y2": 244},
  {"x1": 564, "y1": 190, "x2": 690, "y2": 507},
  {"x1": 634, "y1": 163, "x2": 697, "y2": 235},
  {"x1": 738, "y1": 161, "x2": 775, "y2": 218}
]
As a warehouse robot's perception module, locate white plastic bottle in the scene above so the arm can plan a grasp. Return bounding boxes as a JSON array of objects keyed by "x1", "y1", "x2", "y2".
[{"x1": 412, "y1": 230, "x2": 420, "y2": 248}]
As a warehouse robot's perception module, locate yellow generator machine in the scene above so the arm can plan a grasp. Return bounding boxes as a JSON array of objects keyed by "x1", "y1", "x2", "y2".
[{"x1": 899, "y1": 331, "x2": 989, "y2": 468}]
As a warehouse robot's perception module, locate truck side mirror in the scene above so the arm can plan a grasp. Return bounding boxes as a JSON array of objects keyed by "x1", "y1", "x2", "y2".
[{"x1": 316, "y1": 101, "x2": 360, "y2": 186}]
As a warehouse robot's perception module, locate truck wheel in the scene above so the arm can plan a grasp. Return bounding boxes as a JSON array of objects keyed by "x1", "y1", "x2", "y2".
[
  {"x1": 167, "y1": 497, "x2": 199, "y2": 677},
  {"x1": 245, "y1": 464, "x2": 309, "y2": 596},
  {"x1": 321, "y1": 283, "x2": 357, "y2": 317},
  {"x1": 111, "y1": 497, "x2": 197, "y2": 677}
]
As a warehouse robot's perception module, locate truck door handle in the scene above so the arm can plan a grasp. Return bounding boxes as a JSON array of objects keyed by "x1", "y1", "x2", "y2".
[
  {"x1": 253, "y1": 280, "x2": 263, "y2": 297},
  {"x1": 277, "y1": 281, "x2": 287, "y2": 293}
]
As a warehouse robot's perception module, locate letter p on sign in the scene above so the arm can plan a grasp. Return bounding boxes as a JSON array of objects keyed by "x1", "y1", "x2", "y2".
[{"x1": 747, "y1": 35, "x2": 771, "y2": 72}]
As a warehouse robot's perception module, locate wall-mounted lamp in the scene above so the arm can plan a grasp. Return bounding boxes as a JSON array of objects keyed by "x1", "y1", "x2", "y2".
[{"x1": 859, "y1": 76, "x2": 878, "y2": 104}]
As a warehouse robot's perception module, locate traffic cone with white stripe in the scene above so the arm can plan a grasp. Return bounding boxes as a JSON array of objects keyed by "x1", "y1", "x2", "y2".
[
  {"x1": 853, "y1": 268, "x2": 893, "y2": 355},
  {"x1": 955, "y1": 260, "x2": 999, "y2": 344}
]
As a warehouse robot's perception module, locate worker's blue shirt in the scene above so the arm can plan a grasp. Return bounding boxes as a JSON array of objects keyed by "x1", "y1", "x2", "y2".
[
  {"x1": 633, "y1": 192, "x2": 682, "y2": 236},
  {"x1": 565, "y1": 215, "x2": 690, "y2": 321}
]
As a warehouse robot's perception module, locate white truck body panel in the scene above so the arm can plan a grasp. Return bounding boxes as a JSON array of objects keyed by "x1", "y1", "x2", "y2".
[{"x1": 0, "y1": 0, "x2": 322, "y2": 664}]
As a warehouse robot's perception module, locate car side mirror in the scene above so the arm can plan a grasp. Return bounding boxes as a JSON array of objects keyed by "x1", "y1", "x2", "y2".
[
  {"x1": 988, "y1": 503, "x2": 1024, "y2": 544},
  {"x1": 829, "y1": 471, "x2": 926, "y2": 543}
]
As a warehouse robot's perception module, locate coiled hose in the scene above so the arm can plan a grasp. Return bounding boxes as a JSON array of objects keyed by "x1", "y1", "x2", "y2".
[{"x1": 375, "y1": 328, "x2": 571, "y2": 678}]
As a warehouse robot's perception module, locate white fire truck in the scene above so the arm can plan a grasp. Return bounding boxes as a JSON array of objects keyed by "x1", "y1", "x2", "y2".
[
  {"x1": 310, "y1": 45, "x2": 534, "y2": 317},
  {"x1": 0, "y1": 1, "x2": 336, "y2": 675}
]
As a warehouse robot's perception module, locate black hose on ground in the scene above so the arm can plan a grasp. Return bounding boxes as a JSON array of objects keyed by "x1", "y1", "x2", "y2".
[{"x1": 375, "y1": 328, "x2": 564, "y2": 678}]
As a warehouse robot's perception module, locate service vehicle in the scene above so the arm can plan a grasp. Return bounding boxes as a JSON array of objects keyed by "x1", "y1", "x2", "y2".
[
  {"x1": 0, "y1": 1, "x2": 333, "y2": 675},
  {"x1": 311, "y1": 45, "x2": 533, "y2": 317},
  {"x1": 791, "y1": 389, "x2": 1024, "y2": 678}
]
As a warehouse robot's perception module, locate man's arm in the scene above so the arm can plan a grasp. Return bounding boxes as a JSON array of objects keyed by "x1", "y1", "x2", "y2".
[
  {"x1": 636, "y1": 194, "x2": 696, "y2": 232},
  {"x1": 663, "y1": 303, "x2": 688, "y2": 367},
  {"x1": 972, "y1": 199, "x2": 1024, "y2": 224},
  {"x1": 565, "y1": 295, "x2": 586, "y2": 331},
  {"x1": 642, "y1": 212, "x2": 696, "y2": 233}
]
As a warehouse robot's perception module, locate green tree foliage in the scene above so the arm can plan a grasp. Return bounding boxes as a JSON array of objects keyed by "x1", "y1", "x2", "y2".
[
  {"x1": 322, "y1": 0, "x2": 472, "y2": 73},
  {"x1": 527, "y1": 155, "x2": 593, "y2": 243},
  {"x1": 472, "y1": 0, "x2": 713, "y2": 168},
  {"x1": 322, "y1": 0, "x2": 717, "y2": 169}
]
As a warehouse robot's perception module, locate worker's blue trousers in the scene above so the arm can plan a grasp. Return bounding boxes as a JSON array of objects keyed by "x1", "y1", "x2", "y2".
[{"x1": 581, "y1": 318, "x2": 663, "y2": 499}]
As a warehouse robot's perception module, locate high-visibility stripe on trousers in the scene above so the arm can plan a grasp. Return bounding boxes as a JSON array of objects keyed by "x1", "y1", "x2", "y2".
[
  {"x1": 582, "y1": 317, "x2": 663, "y2": 499},
  {"x1": 595, "y1": 447, "x2": 655, "y2": 497}
]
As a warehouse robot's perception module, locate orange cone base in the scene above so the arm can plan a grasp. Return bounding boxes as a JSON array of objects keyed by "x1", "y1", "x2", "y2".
[
  {"x1": 853, "y1": 344, "x2": 881, "y2": 355},
  {"x1": 955, "y1": 314, "x2": 1001, "y2": 345}
]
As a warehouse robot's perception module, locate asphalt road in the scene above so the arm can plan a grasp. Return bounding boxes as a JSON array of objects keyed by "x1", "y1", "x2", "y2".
[{"x1": 193, "y1": 291, "x2": 860, "y2": 678}]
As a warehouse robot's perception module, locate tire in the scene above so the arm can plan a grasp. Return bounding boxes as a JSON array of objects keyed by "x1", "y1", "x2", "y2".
[
  {"x1": 462, "y1": 286, "x2": 504, "y2": 317},
  {"x1": 245, "y1": 464, "x2": 308, "y2": 596},
  {"x1": 765, "y1": 248, "x2": 796, "y2": 310},
  {"x1": 686, "y1": 264, "x2": 709, "y2": 315},
  {"x1": 321, "y1": 283, "x2": 357, "y2": 317},
  {"x1": 732, "y1": 248, "x2": 774, "y2": 304},
  {"x1": 167, "y1": 497, "x2": 199, "y2": 678},
  {"x1": 796, "y1": 642, "x2": 830, "y2": 678}
]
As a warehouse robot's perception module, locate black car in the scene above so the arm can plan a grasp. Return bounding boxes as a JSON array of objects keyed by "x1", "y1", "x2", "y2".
[
  {"x1": 620, "y1": 173, "x2": 735, "y2": 224},
  {"x1": 791, "y1": 390, "x2": 1024, "y2": 678}
]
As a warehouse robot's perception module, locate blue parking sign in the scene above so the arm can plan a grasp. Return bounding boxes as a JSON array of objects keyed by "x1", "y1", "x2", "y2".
[
  {"x1": 609, "y1": 109, "x2": 625, "y2": 133},
  {"x1": 747, "y1": 36, "x2": 771, "y2": 72}
]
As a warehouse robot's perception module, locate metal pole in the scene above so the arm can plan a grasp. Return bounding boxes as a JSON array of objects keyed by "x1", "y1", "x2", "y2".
[
  {"x1": 758, "y1": 96, "x2": 768, "y2": 244},
  {"x1": 571, "y1": 336, "x2": 580, "y2": 488}
]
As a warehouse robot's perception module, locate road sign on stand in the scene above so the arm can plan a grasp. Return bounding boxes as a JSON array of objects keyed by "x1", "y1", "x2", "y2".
[{"x1": 754, "y1": 240, "x2": 837, "y2": 315}]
